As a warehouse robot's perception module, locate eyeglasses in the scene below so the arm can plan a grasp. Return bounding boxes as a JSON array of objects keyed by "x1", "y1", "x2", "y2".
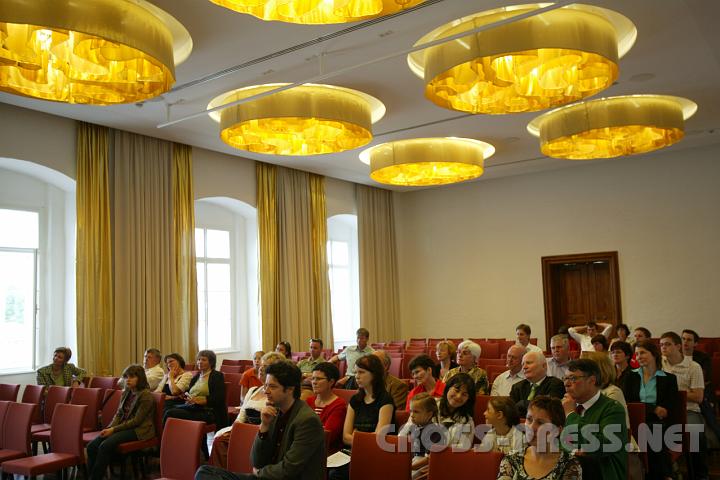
[
  {"x1": 563, "y1": 375, "x2": 589, "y2": 383},
  {"x1": 310, "y1": 376, "x2": 328, "y2": 382}
]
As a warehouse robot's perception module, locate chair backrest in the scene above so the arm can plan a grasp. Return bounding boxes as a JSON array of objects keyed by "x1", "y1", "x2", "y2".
[
  {"x1": 220, "y1": 365, "x2": 243, "y2": 374},
  {"x1": 222, "y1": 359, "x2": 241, "y2": 366},
  {"x1": 227, "y1": 422, "x2": 260, "y2": 473},
  {"x1": 44, "y1": 385, "x2": 72, "y2": 423},
  {"x1": 3, "y1": 401, "x2": 36, "y2": 454},
  {"x1": 473, "y1": 395, "x2": 491, "y2": 426},
  {"x1": 224, "y1": 373, "x2": 244, "y2": 407},
  {"x1": 100, "y1": 390, "x2": 123, "y2": 428},
  {"x1": 332, "y1": 388, "x2": 358, "y2": 404},
  {"x1": 428, "y1": 450, "x2": 503, "y2": 480},
  {"x1": 478, "y1": 342, "x2": 500, "y2": 359},
  {"x1": 0, "y1": 383, "x2": 20, "y2": 401},
  {"x1": 50, "y1": 403, "x2": 87, "y2": 456},
  {"x1": 21, "y1": 384, "x2": 46, "y2": 404},
  {"x1": 88, "y1": 376, "x2": 120, "y2": 390},
  {"x1": 389, "y1": 356, "x2": 402, "y2": 378},
  {"x1": 160, "y1": 418, "x2": 205, "y2": 480},
  {"x1": 627, "y1": 402, "x2": 645, "y2": 441},
  {"x1": 486, "y1": 365, "x2": 506, "y2": 383},
  {"x1": 350, "y1": 431, "x2": 411, "y2": 479},
  {"x1": 0, "y1": 400, "x2": 9, "y2": 448},
  {"x1": 70, "y1": 387, "x2": 104, "y2": 431},
  {"x1": 151, "y1": 392, "x2": 166, "y2": 440},
  {"x1": 395, "y1": 409, "x2": 410, "y2": 432}
]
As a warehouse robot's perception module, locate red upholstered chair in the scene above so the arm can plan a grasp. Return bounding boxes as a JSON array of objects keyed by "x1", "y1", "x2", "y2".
[
  {"x1": 473, "y1": 395, "x2": 491, "y2": 426},
  {"x1": 0, "y1": 401, "x2": 36, "y2": 463},
  {"x1": 88, "y1": 376, "x2": 120, "y2": 390},
  {"x1": 395, "y1": 409, "x2": 410, "y2": 432},
  {"x1": 156, "y1": 418, "x2": 205, "y2": 480},
  {"x1": 0, "y1": 383, "x2": 20, "y2": 401},
  {"x1": 224, "y1": 373, "x2": 243, "y2": 422},
  {"x1": 33, "y1": 387, "x2": 104, "y2": 452},
  {"x1": 332, "y1": 388, "x2": 357, "y2": 404},
  {"x1": 427, "y1": 449, "x2": 503, "y2": 480},
  {"x1": 227, "y1": 422, "x2": 260, "y2": 474},
  {"x1": 220, "y1": 365, "x2": 243, "y2": 374},
  {"x1": 115, "y1": 392, "x2": 165, "y2": 478},
  {"x1": 478, "y1": 342, "x2": 500, "y2": 359},
  {"x1": 627, "y1": 402, "x2": 647, "y2": 472},
  {"x1": 2, "y1": 403, "x2": 87, "y2": 478},
  {"x1": 0, "y1": 400, "x2": 9, "y2": 435},
  {"x1": 20, "y1": 384, "x2": 46, "y2": 424},
  {"x1": 84, "y1": 389, "x2": 123, "y2": 445},
  {"x1": 389, "y1": 356, "x2": 402, "y2": 378},
  {"x1": 350, "y1": 432, "x2": 412, "y2": 479},
  {"x1": 486, "y1": 364, "x2": 507, "y2": 383},
  {"x1": 31, "y1": 385, "x2": 71, "y2": 435}
]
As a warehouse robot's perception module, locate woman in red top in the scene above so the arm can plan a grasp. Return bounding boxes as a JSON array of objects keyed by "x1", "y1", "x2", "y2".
[
  {"x1": 306, "y1": 362, "x2": 347, "y2": 454},
  {"x1": 239, "y1": 350, "x2": 265, "y2": 400}
]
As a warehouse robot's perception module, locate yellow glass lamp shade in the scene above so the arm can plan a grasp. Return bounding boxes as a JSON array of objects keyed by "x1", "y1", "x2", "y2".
[
  {"x1": 407, "y1": 4, "x2": 637, "y2": 114},
  {"x1": 209, "y1": 0, "x2": 425, "y2": 24},
  {"x1": 360, "y1": 137, "x2": 495, "y2": 186},
  {"x1": 0, "y1": 0, "x2": 191, "y2": 105},
  {"x1": 527, "y1": 95, "x2": 697, "y2": 160},
  {"x1": 208, "y1": 84, "x2": 385, "y2": 156}
]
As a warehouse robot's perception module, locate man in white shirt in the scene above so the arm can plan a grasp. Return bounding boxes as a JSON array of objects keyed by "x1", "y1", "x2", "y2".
[
  {"x1": 660, "y1": 331, "x2": 707, "y2": 479},
  {"x1": 143, "y1": 348, "x2": 165, "y2": 392},
  {"x1": 491, "y1": 344, "x2": 526, "y2": 396},
  {"x1": 515, "y1": 323, "x2": 543, "y2": 354},
  {"x1": 329, "y1": 327, "x2": 374, "y2": 389},
  {"x1": 568, "y1": 321, "x2": 613, "y2": 352},
  {"x1": 546, "y1": 334, "x2": 572, "y2": 380}
]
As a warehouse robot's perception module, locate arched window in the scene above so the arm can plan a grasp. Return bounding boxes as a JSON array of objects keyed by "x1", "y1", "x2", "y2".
[{"x1": 327, "y1": 214, "x2": 360, "y2": 349}]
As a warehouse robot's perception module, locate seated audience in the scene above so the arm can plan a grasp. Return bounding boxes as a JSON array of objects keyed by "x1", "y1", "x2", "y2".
[
  {"x1": 329, "y1": 327, "x2": 374, "y2": 389},
  {"x1": 142, "y1": 348, "x2": 165, "y2": 391},
  {"x1": 373, "y1": 349, "x2": 409, "y2": 410},
  {"x1": 156, "y1": 353, "x2": 193, "y2": 410},
  {"x1": 209, "y1": 351, "x2": 285, "y2": 468},
  {"x1": 582, "y1": 351, "x2": 630, "y2": 428},
  {"x1": 591, "y1": 334, "x2": 609, "y2": 352},
  {"x1": 306, "y1": 362, "x2": 348, "y2": 454},
  {"x1": 610, "y1": 341, "x2": 634, "y2": 388},
  {"x1": 329, "y1": 354, "x2": 394, "y2": 480},
  {"x1": 569, "y1": 321, "x2": 613, "y2": 352},
  {"x1": 681, "y1": 329, "x2": 712, "y2": 391},
  {"x1": 196, "y1": 361, "x2": 325, "y2": 480},
  {"x1": 437, "y1": 373, "x2": 476, "y2": 450},
  {"x1": 36, "y1": 346, "x2": 85, "y2": 387},
  {"x1": 562, "y1": 358, "x2": 627, "y2": 480},
  {"x1": 239, "y1": 350, "x2": 265, "y2": 400},
  {"x1": 510, "y1": 351, "x2": 565, "y2": 413},
  {"x1": 623, "y1": 340, "x2": 679, "y2": 480},
  {"x1": 515, "y1": 324, "x2": 543, "y2": 354},
  {"x1": 479, "y1": 396, "x2": 525, "y2": 454},
  {"x1": 443, "y1": 340, "x2": 489, "y2": 395},
  {"x1": 499, "y1": 396, "x2": 581, "y2": 480},
  {"x1": 298, "y1": 338, "x2": 326, "y2": 399},
  {"x1": 546, "y1": 334, "x2": 571, "y2": 380},
  {"x1": 614, "y1": 323, "x2": 632, "y2": 345},
  {"x1": 432, "y1": 340, "x2": 458, "y2": 380},
  {"x1": 87, "y1": 364, "x2": 155, "y2": 480},
  {"x1": 275, "y1": 341, "x2": 292, "y2": 360},
  {"x1": 491, "y1": 344, "x2": 526, "y2": 396},
  {"x1": 399, "y1": 393, "x2": 441, "y2": 480},
  {"x1": 406, "y1": 354, "x2": 445, "y2": 409},
  {"x1": 632, "y1": 327, "x2": 652, "y2": 343}
]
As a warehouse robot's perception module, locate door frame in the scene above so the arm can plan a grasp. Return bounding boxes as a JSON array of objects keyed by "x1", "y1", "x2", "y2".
[{"x1": 541, "y1": 251, "x2": 622, "y2": 350}]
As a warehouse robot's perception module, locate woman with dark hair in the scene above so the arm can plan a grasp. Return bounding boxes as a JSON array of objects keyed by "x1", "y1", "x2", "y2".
[
  {"x1": 615, "y1": 323, "x2": 632, "y2": 344},
  {"x1": 276, "y1": 341, "x2": 292, "y2": 360},
  {"x1": 87, "y1": 364, "x2": 155, "y2": 480},
  {"x1": 623, "y1": 340, "x2": 679, "y2": 480},
  {"x1": 164, "y1": 350, "x2": 228, "y2": 431},
  {"x1": 610, "y1": 340, "x2": 634, "y2": 388},
  {"x1": 36, "y1": 346, "x2": 86, "y2": 387},
  {"x1": 498, "y1": 396, "x2": 581, "y2": 480},
  {"x1": 307, "y1": 362, "x2": 347, "y2": 454},
  {"x1": 437, "y1": 372, "x2": 476, "y2": 449},
  {"x1": 155, "y1": 353, "x2": 193, "y2": 410}
]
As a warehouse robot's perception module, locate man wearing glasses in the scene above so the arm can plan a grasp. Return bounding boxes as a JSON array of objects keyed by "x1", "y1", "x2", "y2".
[
  {"x1": 562, "y1": 359, "x2": 627, "y2": 480},
  {"x1": 297, "y1": 338, "x2": 326, "y2": 399}
]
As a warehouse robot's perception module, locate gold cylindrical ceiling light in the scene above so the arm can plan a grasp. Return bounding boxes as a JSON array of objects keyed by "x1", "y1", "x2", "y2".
[
  {"x1": 208, "y1": 84, "x2": 385, "y2": 156},
  {"x1": 209, "y1": 0, "x2": 425, "y2": 24},
  {"x1": 360, "y1": 137, "x2": 495, "y2": 186},
  {"x1": 527, "y1": 95, "x2": 697, "y2": 160},
  {"x1": 0, "y1": 0, "x2": 192, "y2": 105},
  {"x1": 407, "y1": 4, "x2": 637, "y2": 114}
]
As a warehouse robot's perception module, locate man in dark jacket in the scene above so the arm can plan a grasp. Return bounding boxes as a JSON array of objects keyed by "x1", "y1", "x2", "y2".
[{"x1": 510, "y1": 350, "x2": 565, "y2": 413}]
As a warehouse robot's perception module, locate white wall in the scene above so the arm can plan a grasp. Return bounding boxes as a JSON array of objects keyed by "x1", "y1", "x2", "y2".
[{"x1": 394, "y1": 144, "x2": 720, "y2": 349}]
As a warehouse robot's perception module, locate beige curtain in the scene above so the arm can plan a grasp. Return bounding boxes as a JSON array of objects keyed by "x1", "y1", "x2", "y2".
[
  {"x1": 356, "y1": 184, "x2": 400, "y2": 342},
  {"x1": 76, "y1": 123, "x2": 114, "y2": 376},
  {"x1": 112, "y1": 131, "x2": 197, "y2": 372},
  {"x1": 257, "y1": 162, "x2": 333, "y2": 351}
]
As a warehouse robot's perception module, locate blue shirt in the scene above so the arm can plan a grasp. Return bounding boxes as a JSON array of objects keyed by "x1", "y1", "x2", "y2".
[{"x1": 633, "y1": 367, "x2": 666, "y2": 404}]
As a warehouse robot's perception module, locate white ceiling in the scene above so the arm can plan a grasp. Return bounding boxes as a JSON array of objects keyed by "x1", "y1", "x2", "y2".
[{"x1": 2, "y1": 0, "x2": 720, "y2": 190}]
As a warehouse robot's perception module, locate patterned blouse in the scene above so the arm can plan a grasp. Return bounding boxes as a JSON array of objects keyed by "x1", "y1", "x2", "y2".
[
  {"x1": 497, "y1": 448, "x2": 581, "y2": 480},
  {"x1": 443, "y1": 366, "x2": 489, "y2": 395},
  {"x1": 36, "y1": 363, "x2": 86, "y2": 387}
]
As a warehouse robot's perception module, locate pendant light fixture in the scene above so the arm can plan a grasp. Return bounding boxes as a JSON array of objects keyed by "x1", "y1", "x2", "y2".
[
  {"x1": 0, "y1": 0, "x2": 191, "y2": 105},
  {"x1": 208, "y1": 84, "x2": 385, "y2": 156},
  {"x1": 208, "y1": 0, "x2": 425, "y2": 24},
  {"x1": 527, "y1": 95, "x2": 697, "y2": 160},
  {"x1": 407, "y1": 3, "x2": 637, "y2": 114},
  {"x1": 360, "y1": 137, "x2": 495, "y2": 186}
]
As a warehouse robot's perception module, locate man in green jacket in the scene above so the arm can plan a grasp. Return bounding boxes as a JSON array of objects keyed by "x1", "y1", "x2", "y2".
[
  {"x1": 195, "y1": 360, "x2": 325, "y2": 480},
  {"x1": 561, "y1": 358, "x2": 627, "y2": 480}
]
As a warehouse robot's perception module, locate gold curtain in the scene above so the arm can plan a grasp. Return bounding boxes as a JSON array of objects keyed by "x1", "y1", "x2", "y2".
[
  {"x1": 257, "y1": 162, "x2": 333, "y2": 351},
  {"x1": 356, "y1": 184, "x2": 400, "y2": 342},
  {"x1": 76, "y1": 122, "x2": 114, "y2": 376}
]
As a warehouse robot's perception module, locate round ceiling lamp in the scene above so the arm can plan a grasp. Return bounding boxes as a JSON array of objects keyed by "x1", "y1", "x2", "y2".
[
  {"x1": 208, "y1": 84, "x2": 385, "y2": 156},
  {"x1": 407, "y1": 3, "x2": 637, "y2": 114},
  {"x1": 527, "y1": 95, "x2": 697, "y2": 160},
  {"x1": 360, "y1": 137, "x2": 495, "y2": 186},
  {"x1": 208, "y1": 0, "x2": 425, "y2": 24},
  {"x1": 0, "y1": 0, "x2": 192, "y2": 105}
]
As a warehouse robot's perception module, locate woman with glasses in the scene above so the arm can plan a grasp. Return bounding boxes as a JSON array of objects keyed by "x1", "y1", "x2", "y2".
[{"x1": 306, "y1": 362, "x2": 347, "y2": 454}]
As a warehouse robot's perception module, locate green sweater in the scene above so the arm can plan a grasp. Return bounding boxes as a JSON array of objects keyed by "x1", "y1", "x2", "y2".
[{"x1": 562, "y1": 393, "x2": 627, "y2": 480}]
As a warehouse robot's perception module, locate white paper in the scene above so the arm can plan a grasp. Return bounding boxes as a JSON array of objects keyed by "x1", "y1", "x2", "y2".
[{"x1": 326, "y1": 450, "x2": 351, "y2": 468}]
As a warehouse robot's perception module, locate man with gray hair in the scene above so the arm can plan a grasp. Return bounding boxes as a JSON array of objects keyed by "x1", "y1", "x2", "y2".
[
  {"x1": 491, "y1": 344, "x2": 526, "y2": 396},
  {"x1": 546, "y1": 334, "x2": 571, "y2": 380},
  {"x1": 510, "y1": 350, "x2": 565, "y2": 413},
  {"x1": 143, "y1": 348, "x2": 164, "y2": 391},
  {"x1": 372, "y1": 350, "x2": 408, "y2": 410}
]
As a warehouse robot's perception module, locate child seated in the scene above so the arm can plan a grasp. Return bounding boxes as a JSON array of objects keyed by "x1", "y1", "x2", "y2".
[
  {"x1": 399, "y1": 393, "x2": 442, "y2": 480},
  {"x1": 478, "y1": 396, "x2": 525, "y2": 454}
]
